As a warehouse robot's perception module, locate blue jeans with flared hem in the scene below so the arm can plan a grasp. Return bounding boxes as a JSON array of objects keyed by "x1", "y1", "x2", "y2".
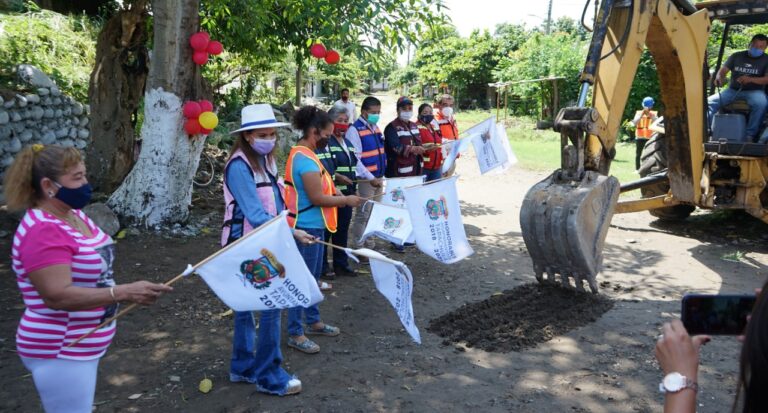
[
  {"x1": 230, "y1": 309, "x2": 294, "y2": 395},
  {"x1": 288, "y1": 227, "x2": 325, "y2": 337}
]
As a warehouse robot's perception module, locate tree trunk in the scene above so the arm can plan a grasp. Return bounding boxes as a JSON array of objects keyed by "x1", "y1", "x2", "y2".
[
  {"x1": 108, "y1": 0, "x2": 209, "y2": 227},
  {"x1": 86, "y1": 2, "x2": 149, "y2": 193},
  {"x1": 294, "y1": 57, "x2": 303, "y2": 106}
]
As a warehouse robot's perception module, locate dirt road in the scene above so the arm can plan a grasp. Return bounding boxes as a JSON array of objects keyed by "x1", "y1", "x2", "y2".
[{"x1": 1, "y1": 133, "x2": 767, "y2": 412}]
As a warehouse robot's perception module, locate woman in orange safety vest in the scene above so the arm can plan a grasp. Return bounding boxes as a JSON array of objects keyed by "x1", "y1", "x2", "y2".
[{"x1": 284, "y1": 105, "x2": 363, "y2": 355}]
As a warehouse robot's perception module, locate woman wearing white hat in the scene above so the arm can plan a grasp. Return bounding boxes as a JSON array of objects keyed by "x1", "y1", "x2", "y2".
[{"x1": 221, "y1": 103, "x2": 312, "y2": 396}]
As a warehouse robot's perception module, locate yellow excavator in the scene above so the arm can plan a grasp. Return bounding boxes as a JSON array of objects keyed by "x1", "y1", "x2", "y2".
[{"x1": 519, "y1": 0, "x2": 768, "y2": 293}]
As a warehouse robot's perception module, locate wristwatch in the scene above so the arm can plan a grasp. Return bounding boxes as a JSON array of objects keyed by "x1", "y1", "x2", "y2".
[{"x1": 659, "y1": 372, "x2": 698, "y2": 394}]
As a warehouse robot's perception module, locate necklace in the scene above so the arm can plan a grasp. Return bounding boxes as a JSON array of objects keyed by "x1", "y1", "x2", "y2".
[{"x1": 39, "y1": 206, "x2": 90, "y2": 235}]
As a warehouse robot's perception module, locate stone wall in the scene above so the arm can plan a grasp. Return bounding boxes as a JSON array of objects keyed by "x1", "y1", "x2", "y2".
[{"x1": 0, "y1": 65, "x2": 91, "y2": 179}]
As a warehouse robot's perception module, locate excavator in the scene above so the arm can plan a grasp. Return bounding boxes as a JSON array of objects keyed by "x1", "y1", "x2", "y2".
[{"x1": 519, "y1": 0, "x2": 768, "y2": 293}]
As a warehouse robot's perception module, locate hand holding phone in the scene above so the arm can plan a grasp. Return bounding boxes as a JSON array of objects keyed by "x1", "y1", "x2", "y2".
[{"x1": 681, "y1": 294, "x2": 756, "y2": 335}]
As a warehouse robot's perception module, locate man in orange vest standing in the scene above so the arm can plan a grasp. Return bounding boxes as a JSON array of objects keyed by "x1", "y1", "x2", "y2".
[
  {"x1": 434, "y1": 94, "x2": 459, "y2": 176},
  {"x1": 632, "y1": 96, "x2": 658, "y2": 170}
]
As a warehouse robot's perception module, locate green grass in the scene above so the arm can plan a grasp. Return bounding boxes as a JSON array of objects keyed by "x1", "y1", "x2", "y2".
[{"x1": 455, "y1": 110, "x2": 639, "y2": 188}]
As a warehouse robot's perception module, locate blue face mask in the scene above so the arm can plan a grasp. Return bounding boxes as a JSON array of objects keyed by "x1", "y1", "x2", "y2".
[
  {"x1": 54, "y1": 182, "x2": 93, "y2": 210},
  {"x1": 366, "y1": 113, "x2": 380, "y2": 125},
  {"x1": 749, "y1": 47, "x2": 764, "y2": 58}
]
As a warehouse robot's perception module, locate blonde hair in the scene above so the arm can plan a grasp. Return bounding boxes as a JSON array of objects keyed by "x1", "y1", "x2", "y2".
[{"x1": 3, "y1": 145, "x2": 83, "y2": 211}]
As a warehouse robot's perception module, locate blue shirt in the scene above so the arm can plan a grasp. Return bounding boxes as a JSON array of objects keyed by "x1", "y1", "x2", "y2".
[
  {"x1": 225, "y1": 157, "x2": 284, "y2": 239},
  {"x1": 291, "y1": 152, "x2": 325, "y2": 229}
]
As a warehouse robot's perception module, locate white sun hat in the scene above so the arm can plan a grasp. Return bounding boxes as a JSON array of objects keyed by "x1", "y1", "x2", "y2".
[{"x1": 229, "y1": 103, "x2": 290, "y2": 134}]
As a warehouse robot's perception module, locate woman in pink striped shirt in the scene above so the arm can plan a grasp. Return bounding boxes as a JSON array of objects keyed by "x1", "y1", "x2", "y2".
[{"x1": 4, "y1": 145, "x2": 172, "y2": 413}]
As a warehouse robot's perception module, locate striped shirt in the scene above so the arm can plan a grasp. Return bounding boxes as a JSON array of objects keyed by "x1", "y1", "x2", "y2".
[{"x1": 12, "y1": 209, "x2": 116, "y2": 360}]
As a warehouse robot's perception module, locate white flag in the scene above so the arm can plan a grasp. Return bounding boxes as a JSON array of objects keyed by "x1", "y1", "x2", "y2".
[
  {"x1": 470, "y1": 117, "x2": 509, "y2": 174},
  {"x1": 403, "y1": 175, "x2": 474, "y2": 263},
  {"x1": 496, "y1": 123, "x2": 518, "y2": 171},
  {"x1": 195, "y1": 213, "x2": 323, "y2": 311},
  {"x1": 441, "y1": 135, "x2": 473, "y2": 174},
  {"x1": 381, "y1": 176, "x2": 425, "y2": 208},
  {"x1": 368, "y1": 255, "x2": 421, "y2": 344},
  {"x1": 360, "y1": 202, "x2": 414, "y2": 246}
]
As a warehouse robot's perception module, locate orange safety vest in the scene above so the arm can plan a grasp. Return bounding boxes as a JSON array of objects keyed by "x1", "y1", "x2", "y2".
[
  {"x1": 436, "y1": 111, "x2": 458, "y2": 140},
  {"x1": 635, "y1": 110, "x2": 657, "y2": 139},
  {"x1": 284, "y1": 145, "x2": 338, "y2": 232}
]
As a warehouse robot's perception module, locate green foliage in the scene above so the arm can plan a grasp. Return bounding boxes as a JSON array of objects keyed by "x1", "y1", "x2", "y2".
[
  {"x1": 0, "y1": 8, "x2": 97, "y2": 101},
  {"x1": 494, "y1": 32, "x2": 587, "y2": 117}
]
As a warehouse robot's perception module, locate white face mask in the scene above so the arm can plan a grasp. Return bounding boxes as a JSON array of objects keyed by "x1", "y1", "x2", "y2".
[
  {"x1": 441, "y1": 107, "x2": 454, "y2": 118},
  {"x1": 399, "y1": 111, "x2": 413, "y2": 121}
]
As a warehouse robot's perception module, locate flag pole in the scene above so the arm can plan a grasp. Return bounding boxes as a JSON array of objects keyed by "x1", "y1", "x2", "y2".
[{"x1": 67, "y1": 214, "x2": 288, "y2": 348}]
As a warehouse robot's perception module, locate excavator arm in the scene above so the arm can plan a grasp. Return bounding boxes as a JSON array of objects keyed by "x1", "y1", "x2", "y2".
[{"x1": 519, "y1": 0, "x2": 710, "y2": 292}]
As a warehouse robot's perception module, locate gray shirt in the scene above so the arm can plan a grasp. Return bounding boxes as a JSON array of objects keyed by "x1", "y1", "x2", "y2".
[{"x1": 725, "y1": 50, "x2": 768, "y2": 91}]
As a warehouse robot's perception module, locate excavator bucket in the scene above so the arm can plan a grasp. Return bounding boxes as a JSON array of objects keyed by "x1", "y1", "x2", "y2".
[{"x1": 519, "y1": 171, "x2": 620, "y2": 293}]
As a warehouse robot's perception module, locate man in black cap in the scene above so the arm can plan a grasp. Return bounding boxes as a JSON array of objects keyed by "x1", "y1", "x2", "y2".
[{"x1": 383, "y1": 96, "x2": 426, "y2": 178}]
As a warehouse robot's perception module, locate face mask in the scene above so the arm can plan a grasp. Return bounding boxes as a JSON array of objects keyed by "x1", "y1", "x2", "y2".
[
  {"x1": 250, "y1": 138, "x2": 276, "y2": 155},
  {"x1": 53, "y1": 181, "x2": 92, "y2": 210},
  {"x1": 399, "y1": 111, "x2": 413, "y2": 121},
  {"x1": 749, "y1": 47, "x2": 764, "y2": 58},
  {"x1": 334, "y1": 123, "x2": 349, "y2": 137},
  {"x1": 366, "y1": 113, "x2": 380, "y2": 125},
  {"x1": 316, "y1": 135, "x2": 331, "y2": 150},
  {"x1": 441, "y1": 107, "x2": 454, "y2": 118},
  {"x1": 341, "y1": 96, "x2": 348, "y2": 102},
  {"x1": 419, "y1": 114, "x2": 434, "y2": 124}
]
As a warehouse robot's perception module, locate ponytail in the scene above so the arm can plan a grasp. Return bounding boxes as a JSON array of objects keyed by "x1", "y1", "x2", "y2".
[{"x1": 3, "y1": 145, "x2": 83, "y2": 211}]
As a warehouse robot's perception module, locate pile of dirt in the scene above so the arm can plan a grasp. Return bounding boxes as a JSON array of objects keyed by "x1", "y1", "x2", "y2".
[{"x1": 428, "y1": 283, "x2": 614, "y2": 353}]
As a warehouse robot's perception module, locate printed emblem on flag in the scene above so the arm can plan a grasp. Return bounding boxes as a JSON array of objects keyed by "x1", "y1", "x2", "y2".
[
  {"x1": 238, "y1": 248, "x2": 285, "y2": 290},
  {"x1": 391, "y1": 188, "x2": 405, "y2": 203},
  {"x1": 383, "y1": 217, "x2": 403, "y2": 230},
  {"x1": 425, "y1": 196, "x2": 449, "y2": 220}
]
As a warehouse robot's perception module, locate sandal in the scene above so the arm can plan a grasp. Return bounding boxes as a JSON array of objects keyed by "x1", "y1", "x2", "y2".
[
  {"x1": 287, "y1": 337, "x2": 320, "y2": 354},
  {"x1": 319, "y1": 281, "x2": 333, "y2": 291},
  {"x1": 306, "y1": 323, "x2": 340, "y2": 337}
]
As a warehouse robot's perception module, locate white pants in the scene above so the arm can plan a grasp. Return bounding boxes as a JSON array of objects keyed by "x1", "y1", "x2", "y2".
[
  {"x1": 350, "y1": 181, "x2": 383, "y2": 248},
  {"x1": 21, "y1": 357, "x2": 100, "y2": 413}
]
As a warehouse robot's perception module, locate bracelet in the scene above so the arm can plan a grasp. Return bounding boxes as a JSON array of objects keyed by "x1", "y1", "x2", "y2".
[{"x1": 109, "y1": 286, "x2": 117, "y2": 302}]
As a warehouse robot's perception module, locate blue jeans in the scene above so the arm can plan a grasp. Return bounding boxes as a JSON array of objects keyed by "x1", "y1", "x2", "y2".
[
  {"x1": 288, "y1": 227, "x2": 325, "y2": 337},
  {"x1": 708, "y1": 88, "x2": 768, "y2": 138},
  {"x1": 230, "y1": 309, "x2": 293, "y2": 395},
  {"x1": 424, "y1": 168, "x2": 442, "y2": 182}
]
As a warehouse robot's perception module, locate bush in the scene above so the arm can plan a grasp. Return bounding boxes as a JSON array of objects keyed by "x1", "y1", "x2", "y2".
[{"x1": 0, "y1": 8, "x2": 97, "y2": 101}]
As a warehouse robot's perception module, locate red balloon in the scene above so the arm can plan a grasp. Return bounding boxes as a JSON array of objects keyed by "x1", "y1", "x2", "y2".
[
  {"x1": 201, "y1": 127, "x2": 212, "y2": 135},
  {"x1": 182, "y1": 101, "x2": 202, "y2": 119},
  {"x1": 184, "y1": 118, "x2": 202, "y2": 135},
  {"x1": 207, "y1": 40, "x2": 224, "y2": 56},
  {"x1": 324, "y1": 50, "x2": 340, "y2": 65},
  {"x1": 199, "y1": 100, "x2": 214, "y2": 112},
  {"x1": 310, "y1": 43, "x2": 327, "y2": 59},
  {"x1": 189, "y1": 32, "x2": 210, "y2": 51},
  {"x1": 192, "y1": 51, "x2": 209, "y2": 65}
]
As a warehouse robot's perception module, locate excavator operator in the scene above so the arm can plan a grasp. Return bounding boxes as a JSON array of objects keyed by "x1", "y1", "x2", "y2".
[{"x1": 707, "y1": 34, "x2": 768, "y2": 142}]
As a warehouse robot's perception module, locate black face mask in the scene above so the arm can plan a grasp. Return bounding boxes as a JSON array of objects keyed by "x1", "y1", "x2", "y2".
[
  {"x1": 54, "y1": 182, "x2": 93, "y2": 210},
  {"x1": 419, "y1": 114, "x2": 434, "y2": 124},
  {"x1": 316, "y1": 136, "x2": 331, "y2": 150}
]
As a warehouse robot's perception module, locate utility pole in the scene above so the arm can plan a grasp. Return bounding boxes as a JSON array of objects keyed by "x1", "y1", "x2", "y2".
[{"x1": 546, "y1": 0, "x2": 553, "y2": 35}]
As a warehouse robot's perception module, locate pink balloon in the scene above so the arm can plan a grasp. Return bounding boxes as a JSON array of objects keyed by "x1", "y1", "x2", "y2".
[
  {"x1": 207, "y1": 40, "x2": 224, "y2": 56},
  {"x1": 199, "y1": 100, "x2": 214, "y2": 112},
  {"x1": 184, "y1": 118, "x2": 202, "y2": 135},
  {"x1": 183, "y1": 101, "x2": 202, "y2": 119},
  {"x1": 192, "y1": 51, "x2": 209, "y2": 65},
  {"x1": 189, "y1": 32, "x2": 210, "y2": 51},
  {"x1": 310, "y1": 43, "x2": 327, "y2": 59}
]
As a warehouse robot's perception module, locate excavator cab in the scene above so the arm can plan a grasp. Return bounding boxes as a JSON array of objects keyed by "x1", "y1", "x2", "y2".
[{"x1": 520, "y1": 0, "x2": 768, "y2": 293}]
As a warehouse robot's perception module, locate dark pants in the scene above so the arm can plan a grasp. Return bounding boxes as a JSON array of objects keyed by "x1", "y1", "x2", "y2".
[
  {"x1": 323, "y1": 205, "x2": 353, "y2": 271},
  {"x1": 635, "y1": 138, "x2": 648, "y2": 170}
]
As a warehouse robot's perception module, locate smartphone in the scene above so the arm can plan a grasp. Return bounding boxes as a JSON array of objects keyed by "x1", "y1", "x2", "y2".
[{"x1": 681, "y1": 294, "x2": 756, "y2": 335}]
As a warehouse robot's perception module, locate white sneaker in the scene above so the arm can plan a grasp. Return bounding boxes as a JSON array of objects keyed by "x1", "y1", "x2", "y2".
[{"x1": 284, "y1": 378, "x2": 302, "y2": 395}]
